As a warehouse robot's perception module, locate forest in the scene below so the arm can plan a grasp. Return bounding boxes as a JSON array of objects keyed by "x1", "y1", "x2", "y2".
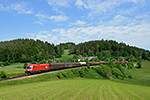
[
  {"x1": 69, "y1": 40, "x2": 150, "y2": 61},
  {"x1": 0, "y1": 38, "x2": 150, "y2": 66},
  {"x1": 0, "y1": 39, "x2": 64, "y2": 65}
]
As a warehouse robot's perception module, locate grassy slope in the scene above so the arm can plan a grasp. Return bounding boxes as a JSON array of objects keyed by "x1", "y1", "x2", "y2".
[
  {"x1": 0, "y1": 63, "x2": 25, "y2": 79},
  {"x1": 0, "y1": 63, "x2": 24, "y2": 72},
  {"x1": 0, "y1": 79, "x2": 150, "y2": 100},
  {"x1": 56, "y1": 49, "x2": 75, "y2": 61},
  {"x1": 122, "y1": 61, "x2": 150, "y2": 85}
]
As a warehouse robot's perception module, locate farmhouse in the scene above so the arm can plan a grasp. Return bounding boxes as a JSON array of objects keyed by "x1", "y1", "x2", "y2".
[{"x1": 78, "y1": 56, "x2": 97, "y2": 61}]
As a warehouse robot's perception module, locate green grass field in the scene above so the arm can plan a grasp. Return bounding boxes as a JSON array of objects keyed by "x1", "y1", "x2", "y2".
[
  {"x1": 0, "y1": 79, "x2": 150, "y2": 100},
  {"x1": 0, "y1": 52, "x2": 150, "y2": 100},
  {"x1": 0, "y1": 63, "x2": 25, "y2": 79},
  {"x1": 55, "y1": 49, "x2": 75, "y2": 62},
  {"x1": 122, "y1": 60, "x2": 150, "y2": 85}
]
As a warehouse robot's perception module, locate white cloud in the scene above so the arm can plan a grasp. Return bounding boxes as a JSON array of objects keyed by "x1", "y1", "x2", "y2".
[
  {"x1": 74, "y1": 0, "x2": 85, "y2": 9},
  {"x1": 117, "y1": 7, "x2": 137, "y2": 15},
  {"x1": 0, "y1": 3, "x2": 9, "y2": 11},
  {"x1": 107, "y1": 15, "x2": 131, "y2": 26},
  {"x1": 49, "y1": 13, "x2": 150, "y2": 48},
  {"x1": 74, "y1": 0, "x2": 145, "y2": 16},
  {"x1": 34, "y1": 13, "x2": 48, "y2": 25},
  {"x1": 0, "y1": 2, "x2": 33, "y2": 14},
  {"x1": 47, "y1": 0, "x2": 73, "y2": 7},
  {"x1": 49, "y1": 15, "x2": 68, "y2": 22},
  {"x1": 69, "y1": 20, "x2": 86, "y2": 26},
  {"x1": 34, "y1": 13, "x2": 68, "y2": 25}
]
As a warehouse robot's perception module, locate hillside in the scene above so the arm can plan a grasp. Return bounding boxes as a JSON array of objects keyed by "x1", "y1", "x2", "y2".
[
  {"x1": 0, "y1": 38, "x2": 64, "y2": 63},
  {"x1": 0, "y1": 39, "x2": 150, "y2": 65},
  {"x1": 68, "y1": 40, "x2": 150, "y2": 61},
  {"x1": 0, "y1": 79, "x2": 150, "y2": 100}
]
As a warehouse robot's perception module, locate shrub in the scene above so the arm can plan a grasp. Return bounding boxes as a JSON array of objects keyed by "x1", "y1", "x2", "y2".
[
  {"x1": 121, "y1": 63, "x2": 127, "y2": 68},
  {"x1": 23, "y1": 63, "x2": 28, "y2": 69},
  {"x1": 2, "y1": 61, "x2": 10, "y2": 66},
  {"x1": 56, "y1": 72, "x2": 63, "y2": 79},
  {"x1": 61, "y1": 72, "x2": 68, "y2": 78},
  {"x1": 112, "y1": 67, "x2": 124, "y2": 79},
  {"x1": 71, "y1": 69, "x2": 80, "y2": 77},
  {"x1": 127, "y1": 62, "x2": 133, "y2": 69},
  {"x1": 128, "y1": 74, "x2": 133, "y2": 79},
  {"x1": 87, "y1": 64, "x2": 91, "y2": 69},
  {"x1": 97, "y1": 65, "x2": 112, "y2": 78},
  {"x1": 84, "y1": 67, "x2": 89, "y2": 72},
  {"x1": 79, "y1": 69, "x2": 85, "y2": 77},
  {"x1": 107, "y1": 61, "x2": 115, "y2": 68},
  {"x1": 137, "y1": 60, "x2": 142, "y2": 69},
  {"x1": 116, "y1": 63, "x2": 122, "y2": 70},
  {"x1": 0, "y1": 70, "x2": 7, "y2": 78}
]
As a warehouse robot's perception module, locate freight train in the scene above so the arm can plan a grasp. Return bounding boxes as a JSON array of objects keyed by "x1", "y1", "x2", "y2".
[{"x1": 25, "y1": 61, "x2": 128, "y2": 75}]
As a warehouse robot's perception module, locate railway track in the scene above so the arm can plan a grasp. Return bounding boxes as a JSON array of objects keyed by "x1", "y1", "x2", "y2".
[{"x1": 0, "y1": 65, "x2": 86, "y2": 82}]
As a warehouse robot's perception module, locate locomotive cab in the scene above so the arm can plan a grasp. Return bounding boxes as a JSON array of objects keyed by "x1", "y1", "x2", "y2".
[{"x1": 25, "y1": 65, "x2": 33, "y2": 75}]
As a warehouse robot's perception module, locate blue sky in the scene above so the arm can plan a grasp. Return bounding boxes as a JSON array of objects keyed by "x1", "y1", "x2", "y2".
[{"x1": 0, "y1": 0, "x2": 150, "y2": 50}]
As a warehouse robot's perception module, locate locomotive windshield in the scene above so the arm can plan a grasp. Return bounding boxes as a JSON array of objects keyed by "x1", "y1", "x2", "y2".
[{"x1": 27, "y1": 66, "x2": 32, "y2": 69}]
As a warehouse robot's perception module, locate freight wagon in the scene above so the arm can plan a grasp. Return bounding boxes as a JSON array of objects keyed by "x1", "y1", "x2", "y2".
[{"x1": 25, "y1": 61, "x2": 128, "y2": 75}]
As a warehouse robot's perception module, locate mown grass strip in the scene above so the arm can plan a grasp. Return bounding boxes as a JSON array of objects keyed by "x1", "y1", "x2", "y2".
[{"x1": 0, "y1": 79, "x2": 150, "y2": 100}]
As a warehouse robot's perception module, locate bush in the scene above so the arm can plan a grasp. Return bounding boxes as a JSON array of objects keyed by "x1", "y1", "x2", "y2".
[
  {"x1": 56, "y1": 72, "x2": 63, "y2": 79},
  {"x1": 61, "y1": 72, "x2": 68, "y2": 78},
  {"x1": 2, "y1": 61, "x2": 10, "y2": 66},
  {"x1": 79, "y1": 69, "x2": 85, "y2": 77},
  {"x1": 71, "y1": 69, "x2": 80, "y2": 77},
  {"x1": 121, "y1": 63, "x2": 127, "y2": 68},
  {"x1": 127, "y1": 62, "x2": 133, "y2": 69},
  {"x1": 107, "y1": 61, "x2": 115, "y2": 68},
  {"x1": 0, "y1": 70, "x2": 7, "y2": 78},
  {"x1": 84, "y1": 67, "x2": 89, "y2": 72},
  {"x1": 97, "y1": 65, "x2": 112, "y2": 78},
  {"x1": 128, "y1": 74, "x2": 133, "y2": 79},
  {"x1": 137, "y1": 60, "x2": 142, "y2": 69},
  {"x1": 116, "y1": 63, "x2": 122, "y2": 70},
  {"x1": 23, "y1": 63, "x2": 28, "y2": 69},
  {"x1": 87, "y1": 64, "x2": 91, "y2": 69},
  {"x1": 112, "y1": 67, "x2": 124, "y2": 79}
]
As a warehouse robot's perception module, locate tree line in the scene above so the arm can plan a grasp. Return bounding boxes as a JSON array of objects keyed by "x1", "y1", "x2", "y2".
[
  {"x1": 0, "y1": 39, "x2": 150, "y2": 66},
  {"x1": 69, "y1": 40, "x2": 150, "y2": 61},
  {"x1": 0, "y1": 38, "x2": 64, "y2": 64}
]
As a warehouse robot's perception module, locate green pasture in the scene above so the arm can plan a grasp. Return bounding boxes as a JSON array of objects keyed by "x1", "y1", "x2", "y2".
[
  {"x1": 0, "y1": 63, "x2": 25, "y2": 78},
  {"x1": 123, "y1": 60, "x2": 150, "y2": 85},
  {"x1": 55, "y1": 50, "x2": 75, "y2": 61},
  {"x1": 0, "y1": 79, "x2": 150, "y2": 100}
]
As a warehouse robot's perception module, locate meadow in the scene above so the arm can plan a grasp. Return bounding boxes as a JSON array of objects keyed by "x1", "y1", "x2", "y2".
[
  {"x1": 119, "y1": 60, "x2": 150, "y2": 85},
  {"x1": 0, "y1": 63, "x2": 25, "y2": 79},
  {"x1": 0, "y1": 79, "x2": 150, "y2": 100},
  {"x1": 0, "y1": 51, "x2": 150, "y2": 100}
]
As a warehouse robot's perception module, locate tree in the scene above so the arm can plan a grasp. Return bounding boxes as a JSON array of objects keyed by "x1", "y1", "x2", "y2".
[
  {"x1": 0, "y1": 70, "x2": 7, "y2": 78},
  {"x1": 112, "y1": 67, "x2": 124, "y2": 79},
  {"x1": 88, "y1": 49, "x2": 94, "y2": 56},
  {"x1": 97, "y1": 65, "x2": 112, "y2": 78},
  {"x1": 107, "y1": 61, "x2": 115, "y2": 68},
  {"x1": 137, "y1": 60, "x2": 142, "y2": 69},
  {"x1": 142, "y1": 51, "x2": 147, "y2": 60},
  {"x1": 76, "y1": 50, "x2": 80, "y2": 55},
  {"x1": 0, "y1": 48, "x2": 12, "y2": 62},
  {"x1": 23, "y1": 63, "x2": 28, "y2": 69},
  {"x1": 83, "y1": 53, "x2": 88, "y2": 57},
  {"x1": 20, "y1": 55, "x2": 27, "y2": 63}
]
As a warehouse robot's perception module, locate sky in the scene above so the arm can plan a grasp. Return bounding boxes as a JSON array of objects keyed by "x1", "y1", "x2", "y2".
[{"x1": 0, "y1": 0, "x2": 150, "y2": 51}]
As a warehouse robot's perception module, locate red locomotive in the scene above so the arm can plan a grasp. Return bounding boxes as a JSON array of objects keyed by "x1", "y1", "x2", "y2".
[{"x1": 25, "y1": 61, "x2": 128, "y2": 75}]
